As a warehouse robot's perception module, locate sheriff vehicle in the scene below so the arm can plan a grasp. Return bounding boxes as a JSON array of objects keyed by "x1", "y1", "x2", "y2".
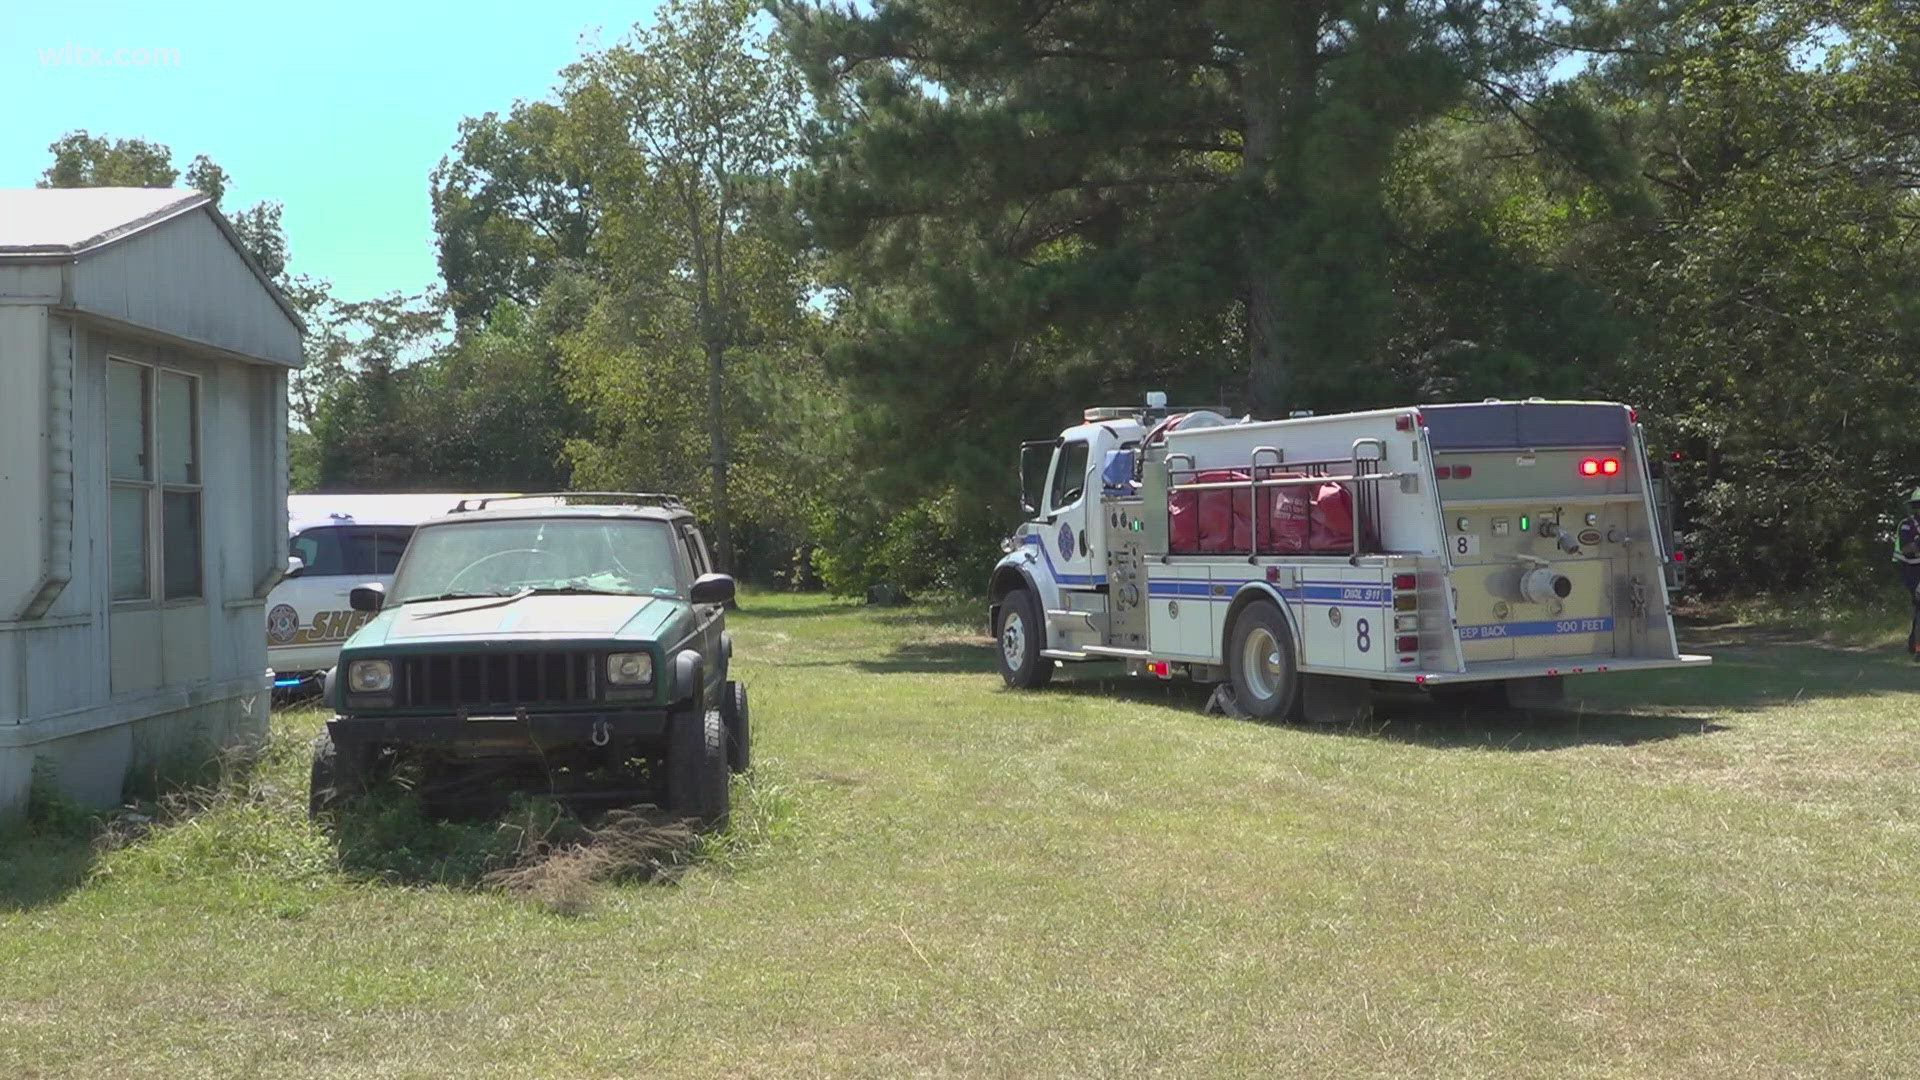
[
  {"x1": 269, "y1": 494, "x2": 521, "y2": 691},
  {"x1": 988, "y1": 394, "x2": 1708, "y2": 720}
]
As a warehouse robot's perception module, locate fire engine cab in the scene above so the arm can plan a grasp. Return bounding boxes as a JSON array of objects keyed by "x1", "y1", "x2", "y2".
[{"x1": 987, "y1": 394, "x2": 1709, "y2": 720}]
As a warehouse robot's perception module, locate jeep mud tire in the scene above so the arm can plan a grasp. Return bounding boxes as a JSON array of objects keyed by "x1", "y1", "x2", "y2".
[
  {"x1": 995, "y1": 587, "x2": 1053, "y2": 690},
  {"x1": 667, "y1": 709, "x2": 730, "y2": 824},
  {"x1": 721, "y1": 680, "x2": 751, "y2": 774},
  {"x1": 308, "y1": 731, "x2": 371, "y2": 818}
]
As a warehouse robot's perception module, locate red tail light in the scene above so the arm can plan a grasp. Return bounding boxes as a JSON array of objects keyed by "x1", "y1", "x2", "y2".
[
  {"x1": 1581, "y1": 459, "x2": 1600, "y2": 476},
  {"x1": 1454, "y1": 465, "x2": 1472, "y2": 478},
  {"x1": 1395, "y1": 635, "x2": 1419, "y2": 654},
  {"x1": 1602, "y1": 458, "x2": 1621, "y2": 475},
  {"x1": 1392, "y1": 574, "x2": 1417, "y2": 590},
  {"x1": 1435, "y1": 466, "x2": 1452, "y2": 479}
]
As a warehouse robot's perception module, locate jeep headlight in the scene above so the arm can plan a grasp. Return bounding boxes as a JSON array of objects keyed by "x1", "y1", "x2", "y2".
[
  {"x1": 607, "y1": 652, "x2": 654, "y2": 686},
  {"x1": 347, "y1": 659, "x2": 394, "y2": 693}
]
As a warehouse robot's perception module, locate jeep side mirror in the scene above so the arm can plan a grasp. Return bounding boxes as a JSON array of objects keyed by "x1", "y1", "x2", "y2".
[
  {"x1": 689, "y1": 572, "x2": 736, "y2": 606},
  {"x1": 349, "y1": 583, "x2": 386, "y2": 613},
  {"x1": 285, "y1": 555, "x2": 306, "y2": 579}
]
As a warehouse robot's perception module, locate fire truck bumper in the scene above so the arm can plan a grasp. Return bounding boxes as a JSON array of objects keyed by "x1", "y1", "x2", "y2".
[{"x1": 1378, "y1": 654, "x2": 1713, "y2": 685}]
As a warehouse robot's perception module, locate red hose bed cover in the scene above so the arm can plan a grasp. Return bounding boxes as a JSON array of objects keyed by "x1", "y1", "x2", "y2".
[{"x1": 1168, "y1": 471, "x2": 1355, "y2": 555}]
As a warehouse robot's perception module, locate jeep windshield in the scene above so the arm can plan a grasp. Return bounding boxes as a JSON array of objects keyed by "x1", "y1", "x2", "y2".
[{"x1": 392, "y1": 518, "x2": 681, "y2": 603}]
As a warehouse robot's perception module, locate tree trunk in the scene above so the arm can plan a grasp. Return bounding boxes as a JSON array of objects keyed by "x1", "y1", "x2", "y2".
[
  {"x1": 1238, "y1": 3, "x2": 1323, "y2": 419},
  {"x1": 706, "y1": 334, "x2": 732, "y2": 573},
  {"x1": 1240, "y1": 26, "x2": 1289, "y2": 418}
]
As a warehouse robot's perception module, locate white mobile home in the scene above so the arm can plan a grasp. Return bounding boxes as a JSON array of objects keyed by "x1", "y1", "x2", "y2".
[{"x1": 0, "y1": 187, "x2": 300, "y2": 814}]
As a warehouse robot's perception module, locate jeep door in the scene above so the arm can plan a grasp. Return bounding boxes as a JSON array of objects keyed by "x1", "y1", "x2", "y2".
[{"x1": 679, "y1": 523, "x2": 728, "y2": 698}]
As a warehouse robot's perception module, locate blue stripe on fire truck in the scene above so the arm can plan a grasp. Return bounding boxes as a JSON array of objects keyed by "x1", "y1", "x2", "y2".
[
  {"x1": 1144, "y1": 580, "x2": 1391, "y2": 607},
  {"x1": 1457, "y1": 617, "x2": 1614, "y2": 640},
  {"x1": 1298, "y1": 584, "x2": 1389, "y2": 605},
  {"x1": 1146, "y1": 581, "x2": 1218, "y2": 597},
  {"x1": 1019, "y1": 533, "x2": 1107, "y2": 586}
]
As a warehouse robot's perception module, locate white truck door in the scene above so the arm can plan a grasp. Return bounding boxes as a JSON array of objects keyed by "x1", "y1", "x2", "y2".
[{"x1": 1040, "y1": 438, "x2": 1097, "y2": 587}]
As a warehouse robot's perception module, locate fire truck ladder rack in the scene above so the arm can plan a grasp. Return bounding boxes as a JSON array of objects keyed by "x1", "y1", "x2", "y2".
[{"x1": 1164, "y1": 438, "x2": 1401, "y2": 561}]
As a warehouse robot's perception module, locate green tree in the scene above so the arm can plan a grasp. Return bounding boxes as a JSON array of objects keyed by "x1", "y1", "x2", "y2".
[
  {"x1": 1484, "y1": 1, "x2": 1920, "y2": 595},
  {"x1": 431, "y1": 102, "x2": 601, "y2": 326},
  {"x1": 773, "y1": 0, "x2": 1553, "y2": 531},
  {"x1": 305, "y1": 292, "x2": 449, "y2": 489},
  {"x1": 40, "y1": 131, "x2": 180, "y2": 187},
  {"x1": 559, "y1": 0, "x2": 808, "y2": 570},
  {"x1": 414, "y1": 287, "x2": 589, "y2": 489}
]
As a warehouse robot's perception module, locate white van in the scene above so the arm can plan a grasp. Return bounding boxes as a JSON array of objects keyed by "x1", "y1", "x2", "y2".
[{"x1": 268, "y1": 494, "x2": 513, "y2": 690}]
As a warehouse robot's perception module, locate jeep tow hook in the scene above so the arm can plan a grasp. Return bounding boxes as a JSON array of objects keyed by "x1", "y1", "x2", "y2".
[{"x1": 590, "y1": 718, "x2": 611, "y2": 747}]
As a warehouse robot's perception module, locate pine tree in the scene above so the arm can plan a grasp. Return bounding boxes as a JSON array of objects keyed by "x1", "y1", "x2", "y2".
[{"x1": 775, "y1": 0, "x2": 1547, "y2": 510}]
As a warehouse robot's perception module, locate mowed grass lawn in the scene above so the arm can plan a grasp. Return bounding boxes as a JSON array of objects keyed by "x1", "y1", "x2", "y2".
[{"x1": 5, "y1": 593, "x2": 1920, "y2": 1078}]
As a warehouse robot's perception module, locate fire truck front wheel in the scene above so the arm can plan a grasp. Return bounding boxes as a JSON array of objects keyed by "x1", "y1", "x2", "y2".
[
  {"x1": 996, "y1": 588, "x2": 1054, "y2": 690},
  {"x1": 1228, "y1": 602, "x2": 1300, "y2": 721}
]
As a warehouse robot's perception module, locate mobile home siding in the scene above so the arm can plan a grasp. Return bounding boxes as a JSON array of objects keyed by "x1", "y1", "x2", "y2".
[
  {"x1": 0, "y1": 194, "x2": 297, "y2": 815},
  {"x1": 69, "y1": 209, "x2": 301, "y2": 366}
]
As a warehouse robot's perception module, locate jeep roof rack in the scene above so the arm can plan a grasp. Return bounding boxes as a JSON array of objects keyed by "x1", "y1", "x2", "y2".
[{"x1": 451, "y1": 492, "x2": 688, "y2": 513}]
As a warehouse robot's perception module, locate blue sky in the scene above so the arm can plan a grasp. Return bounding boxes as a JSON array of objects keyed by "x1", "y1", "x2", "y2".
[{"x1": 2, "y1": 0, "x2": 659, "y2": 302}]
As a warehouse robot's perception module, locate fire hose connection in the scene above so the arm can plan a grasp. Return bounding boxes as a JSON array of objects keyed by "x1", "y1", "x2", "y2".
[{"x1": 1520, "y1": 566, "x2": 1574, "y2": 605}]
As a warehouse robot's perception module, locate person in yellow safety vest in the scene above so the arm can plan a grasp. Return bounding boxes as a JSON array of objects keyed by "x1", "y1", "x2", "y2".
[{"x1": 1897, "y1": 487, "x2": 1920, "y2": 661}]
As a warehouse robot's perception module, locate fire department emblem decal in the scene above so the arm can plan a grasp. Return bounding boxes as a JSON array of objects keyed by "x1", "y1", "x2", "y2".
[
  {"x1": 267, "y1": 604, "x2": 300, "y2": 645},
  {"x1": 1057, "y1": 522, "x2": 1075, "y2": 562}
]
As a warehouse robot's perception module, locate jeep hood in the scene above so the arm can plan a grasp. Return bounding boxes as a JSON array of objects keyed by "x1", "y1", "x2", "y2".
[{"x1": 348, "y1": 593, "x2": 684, "y2": 648}]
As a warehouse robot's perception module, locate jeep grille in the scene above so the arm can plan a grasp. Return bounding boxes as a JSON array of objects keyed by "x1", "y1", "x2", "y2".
[{"x1": 398, "y1": 652, "x2": 597, "y2": 710}]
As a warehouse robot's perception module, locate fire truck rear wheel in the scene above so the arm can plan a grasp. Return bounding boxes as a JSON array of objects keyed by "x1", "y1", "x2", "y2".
[
  {"x1": 1228, "y1": 602, "x2": 1299, "y2": 721},
  {"x1": 996, "y1": 588, "x2": 1053, "y2": 690}
]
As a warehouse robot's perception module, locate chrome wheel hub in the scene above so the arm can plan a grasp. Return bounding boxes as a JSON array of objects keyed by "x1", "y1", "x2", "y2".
[
  {"x1": 1001, "y1": 611, "x2": 1027, "y2": 670},
  {"x1": 1242, "y1": 627, "x2": 1285, "y2": 701}
]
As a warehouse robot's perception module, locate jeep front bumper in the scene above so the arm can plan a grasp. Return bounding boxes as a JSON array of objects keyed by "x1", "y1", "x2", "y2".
[{"x1": 328, "y1": 710, "x2": 672, "y2": 755}]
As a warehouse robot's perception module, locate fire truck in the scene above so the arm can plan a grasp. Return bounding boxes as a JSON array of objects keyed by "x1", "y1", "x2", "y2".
[{"x1": 987, "y1": 395, "x2": 1709, "y2": 720}]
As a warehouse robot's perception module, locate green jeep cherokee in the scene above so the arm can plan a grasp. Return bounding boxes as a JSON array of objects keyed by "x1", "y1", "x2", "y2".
[{"x1": 310, "y1": 493, "x2": 748, "y2": 822}]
